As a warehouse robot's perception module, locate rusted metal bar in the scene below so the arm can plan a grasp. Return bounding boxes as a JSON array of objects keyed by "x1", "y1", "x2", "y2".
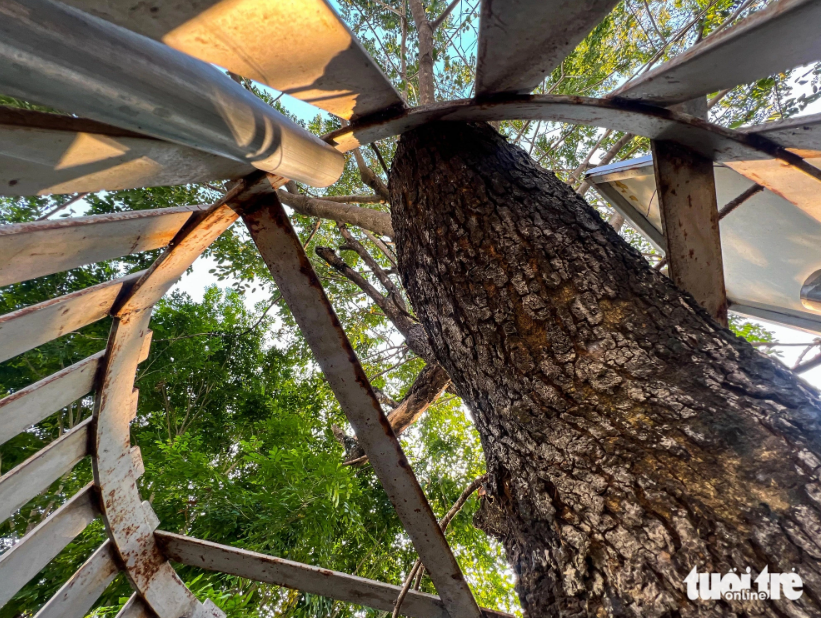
[
  {"x1": 717, "y1": 183, "x2": 764, "y2": 219},
  {"x1": 475, "y1": 0, "x2": 619, "y2": 96},
  {"x1": 0, "y1": 417, "x2": 91, "y2": 523},
  {"x1": 0, "y1": 483, "x2": 99, "y2": 607},
  {"x1": 612, "y1": 0, "x2": 821, "y2": 106},
  {"x1": 60, "y1": 0, "x2": 404, "y2": 120},
  {"x1": 0, "y1": 0, "x2": 344, "y2": 187},
  {"x1": 86, "y1": 180, "x2": 277, "y2": 618},
  {"x1": 0, "y1": 351, "x2": 103, "y2": 446},
  {"x1": 91, "y1": 310, "x2": 223, "y2": 618},
  {"x1": 324, "y1": 94, "x2": 815, "y2": 170},
  {"x1": 33, "y1": 540, "x2": 119, "y2": 618},
  {"x1": 0, "y1": 107, "x2": 253, "y2": 197},
  {"x1": 242, "y1": 195, "x2": 481, "y2": 618},
  {"x1": 0, "y1": 204, "x2": 207, "y2": 287},
  {"x1": 0, "y1": 271, "x2": 143, "y2": 364},
  {"x1": 724, "y1": 159, "x2": 821, "y2": 219},
  {"x1": 156, "y1": 531, "x2": 514, "y2": 618},
  {"x1": 652, "y1": 140, "x2": 728, "y2": 325}
]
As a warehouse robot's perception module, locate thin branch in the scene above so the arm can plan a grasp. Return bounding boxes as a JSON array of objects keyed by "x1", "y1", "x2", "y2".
[
  {"x1": 338, "y1": 224, "x2": 406, "y2": 310},
  {"x1": 392, "y1": 475, "x2": 487, "y2": 616},
  {"x1": 353, "y1": 148, "x2": 391, "y2": 200},
  {"x1": 631, "y1": 0, "x2": 724, "y2": 79},
  {"x1": 370, "y1": 142, "x2": 391, "y2": 176},
  {"x1": 237, "y1": 293, "x2": 282, "y2": 338},
  {"x1": 569, "y1": 129, "x2": 613, "y2": 185},
  {"x1": 431, "y1": 0, "x2": 460, "y2": 31},
  {"x1": 37, "y1": 192, "x2": 89, "y2": 220},
  {"x1": 368, "y1": 352, "x2": 413, "y2": 381},
  {"x1": 793, "y1": 343, "x2": 820, "y2": 369},
  {"x1": 641, "y1": 0, "x2": 666, "y2": 44},
  {"x1": 392, "y1": 562, "x2": 425, "y2": 617},
  {"x1": 794, "y1": 352, "x2": 821, "y2": 375},
  {"x1": 301, "y1": 218, "x2": 323, "y2": 248},
  {"x1": 361, "y1": 229, "x2": 398, "y2": 267},
  {"x1": 575, "y1": 133, "x2": 635, "y2": 197}
]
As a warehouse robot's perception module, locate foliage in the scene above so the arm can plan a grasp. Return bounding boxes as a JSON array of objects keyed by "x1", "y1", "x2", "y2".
[{"x1": 3, "y1": 0, "x2": 810, "y2": 615}]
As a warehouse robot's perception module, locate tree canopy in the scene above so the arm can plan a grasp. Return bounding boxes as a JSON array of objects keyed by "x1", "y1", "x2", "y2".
[{"x1": 2, "y1": 0, "x2": 818, "y2": 615}]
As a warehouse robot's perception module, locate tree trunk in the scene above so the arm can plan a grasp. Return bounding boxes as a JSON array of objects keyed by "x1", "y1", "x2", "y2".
[{"x1": 389, "y1": 122, "x2": 821, "y2": 617}]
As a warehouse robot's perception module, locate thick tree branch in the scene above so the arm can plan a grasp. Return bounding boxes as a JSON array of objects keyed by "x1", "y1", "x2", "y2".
[
  {"x1": 340, "y1": 363, "x2": 452, "y2": 465},
  {"x1": 277, "y1": 190, "x2": 394, "y2": 238},
  {"x1": 386, "y1": 364, "x2": 450, "y2": 437},
  {"x1": 314, "y1": 194, "x2": 385, "y2": 204},
  {"x1": 408, "y1": 0, "x2": 435, "y2": 104}
]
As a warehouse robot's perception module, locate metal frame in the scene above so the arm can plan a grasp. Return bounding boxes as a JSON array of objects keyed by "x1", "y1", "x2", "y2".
[{"x1": 1, "y1": 0, "x2": 820, "y2": 616}]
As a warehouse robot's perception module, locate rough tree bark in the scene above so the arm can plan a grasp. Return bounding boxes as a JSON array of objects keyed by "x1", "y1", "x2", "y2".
[{"x1": 389, "y1": 122, "x2": 821, "y2": 618}]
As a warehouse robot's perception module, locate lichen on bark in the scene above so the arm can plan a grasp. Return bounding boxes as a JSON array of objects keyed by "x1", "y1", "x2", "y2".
[{"x1": 389, "y1": 122, "x2": 821, "y2": 617}]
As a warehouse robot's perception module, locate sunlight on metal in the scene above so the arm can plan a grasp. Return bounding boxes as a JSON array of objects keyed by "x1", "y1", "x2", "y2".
[
  {"x1": 587, "y1": 157, "x2": 821, "y2": 336},
  {"x1": 60, "y1": 0, "x2": 405, "y2": 120}
]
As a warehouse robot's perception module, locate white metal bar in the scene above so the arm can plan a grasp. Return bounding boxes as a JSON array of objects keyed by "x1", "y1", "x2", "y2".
[
  {"x1": 0, "y1": 204, "x2": 206, "y2": 287},
  {"x1": 0, "y1": 483, "x2": 99, "y2": 607},
  {"x1": 475, "y1": 0, "x2": 619, "y2": 96},
  {"x1": 730, "y1": 301, "x2": 821, "y2": 337},
  {"x1": 91, "y1": 309, "x2": 207, "y2": 618},
  {"x1": 33, "y1": 540, "x2": 119, "y2": 618},
  {"x1": 0, "y1": 0, "x2": 344, "y2": 187},
  {"x1": 0, "y1": 351, "x2": 103, "y2": 446},
  {"x1": 0, "y1": 107, "x2": 253, "y2": 197},
  {"x1": 115, "y1": 594, "x2": 153, "y2": 618},
  {"x1": 0, "y1": 271, "x2": 143, "y2": 364},
  {"x1": 86, "y1": 185, "x2": 269, "y2": 617},
  {"x1": 611, "y1": 0, "x2": 821, "y2": 106},
  {"x1": 61, "y1": 0, "x2": 405, "y2": 121},
  {"x1": 325, "y1": 95, "x2": 785, "y2": 163},
  {"x1": 744, "y1": 112, "x2": 821, "y2": 152},
  {"x1": 242, "y1": 196, "x2": 482, "y2": 618},
  {"x1": 327, "y1": 96, "x2": 821, "y2": 221},
  {"x1": 155, "y1": 532, "x2": 514, "y2": 618},
  {"x1": 0, "y1": 417, "x2": 91, "y2": 523}
]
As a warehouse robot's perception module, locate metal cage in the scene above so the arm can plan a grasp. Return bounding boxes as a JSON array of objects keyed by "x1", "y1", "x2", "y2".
[{"x1": 1, "y1": 0, "x2": 820, "y2": 616}]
